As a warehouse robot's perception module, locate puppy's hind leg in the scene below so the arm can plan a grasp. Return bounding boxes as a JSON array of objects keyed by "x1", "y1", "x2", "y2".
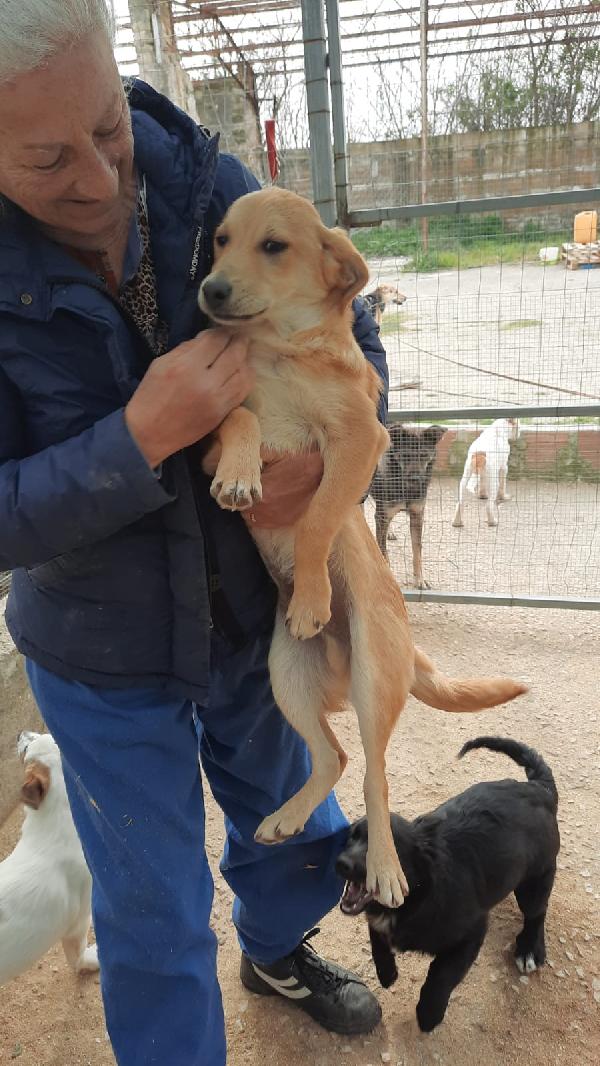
[
  {"x1": 255, "y1": 614, "x2": 346, "y2": 845},
  {"x1": 485, "y1": 469, "x2": 500, "y2": 526},
  {"x1": 62, "y1": 911, "x2": 99, "y2": 974},
  {"x1": 514, "y1": 865, "x2": 556, "y2": 974},
  {"x1": 350, "y1": 615, "x2": 411, "y2": 908},
  {"x1": 416, "y1": 918, "x2": 487, "y2": 1032},
  {"x1": 497, "y1": 464, "x2": 511, "y2": 502}
]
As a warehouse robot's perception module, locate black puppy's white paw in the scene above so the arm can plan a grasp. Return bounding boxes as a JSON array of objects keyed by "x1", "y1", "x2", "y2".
[{"x1": 515, "y1": 952, "x2": 538, "y2": 974}]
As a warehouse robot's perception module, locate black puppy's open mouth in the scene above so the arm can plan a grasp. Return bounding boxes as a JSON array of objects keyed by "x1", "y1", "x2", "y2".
[{"x1": 340, "y1": 880, "x2": 374, "y2": 916}]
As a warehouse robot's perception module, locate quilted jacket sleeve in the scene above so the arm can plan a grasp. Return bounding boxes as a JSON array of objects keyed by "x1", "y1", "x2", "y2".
[
  {"x1": 351, "y1": 298, "x2": 389, "y2": 424},
  {"x1": 0, "y1": 368, "x2": 174, "y2": 571}
]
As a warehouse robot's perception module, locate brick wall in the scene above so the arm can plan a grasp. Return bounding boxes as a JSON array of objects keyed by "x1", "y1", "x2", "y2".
[{"x1": 431, "y1": 426, "x2": 600, "y2": 480}]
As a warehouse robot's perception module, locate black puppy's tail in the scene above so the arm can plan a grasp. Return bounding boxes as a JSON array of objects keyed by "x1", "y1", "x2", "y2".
[{"x1": 458, "y1": 736, "x2": 558, "y2": 807}]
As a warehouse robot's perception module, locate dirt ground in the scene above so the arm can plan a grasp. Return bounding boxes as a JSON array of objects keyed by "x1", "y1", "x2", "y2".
[
  {"x1": 366, "y1": 261, "x2": 600, "y2": 410},
  {"x1": 1, "y1": 600, "x2": 599, "y2": 1066},
  {"x1": 363, "y1": 480, "x2": 600, "y2": 602}
]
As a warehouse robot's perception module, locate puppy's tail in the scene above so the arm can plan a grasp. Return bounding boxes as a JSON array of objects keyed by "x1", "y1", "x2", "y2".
[
  {"x1": 411, "y1": 646, "x2": 528, "y2": 714},
  {"x1": 458, "y1": 736, "x2": 558, "y2": 807}
]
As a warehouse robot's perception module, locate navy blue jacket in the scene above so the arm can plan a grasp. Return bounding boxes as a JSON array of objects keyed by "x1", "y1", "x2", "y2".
[{"x1": 0, "y1": 80, "x2": 388, "y2": 703}]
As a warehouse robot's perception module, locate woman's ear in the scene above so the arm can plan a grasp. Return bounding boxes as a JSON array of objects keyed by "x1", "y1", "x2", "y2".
[{"x1": 321, "y1": 227, "x2": 369, "y2": 301}]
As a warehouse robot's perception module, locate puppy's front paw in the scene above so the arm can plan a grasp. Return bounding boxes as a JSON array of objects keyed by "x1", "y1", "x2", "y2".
[
  {"x1": 255, "y1": 809, "x2": 305, "y2": 844},
  {"x1": 376, "y1": 960, "x2": 399, "y2": 989},
  {"x1": 285, "y1": 582, "x2": 331, "y2": 640},
  {"x1": 366, "y1": 853, "x2": 408, "y2": 908},
  {"x1": 416, "y1": 995, "x2": 446, "y2": 1033},
  {"x1": 210, "y1": 462, "x2": 262, "y2": 511}
]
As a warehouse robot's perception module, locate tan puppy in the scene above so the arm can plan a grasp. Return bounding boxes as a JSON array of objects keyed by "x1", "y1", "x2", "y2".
[
  {"x1": 362, "y1": 283, "x2": 407, "y2": 326},
  {"x1": 199, "y1": 188, "x2": 526, "y2": 907}
]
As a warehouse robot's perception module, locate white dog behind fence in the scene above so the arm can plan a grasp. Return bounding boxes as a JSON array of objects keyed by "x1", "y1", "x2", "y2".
[
  {"x1": 0, "y1": 731, "x2": 98, "y2": 985},
  {"x1": 452, "y1": 419, "x2": 519, "y2": 529}
]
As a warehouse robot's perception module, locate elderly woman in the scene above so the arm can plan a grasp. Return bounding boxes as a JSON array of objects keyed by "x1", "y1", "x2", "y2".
[{"x1": 0, "y1": 3, "x2": 389, "y2": 1063}]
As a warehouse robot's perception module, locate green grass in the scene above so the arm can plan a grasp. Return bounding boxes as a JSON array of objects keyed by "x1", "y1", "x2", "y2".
[
  {"x1": 379, "y1": 314, "x2": 417, "y2": 336},
  {"x1": 499, "y1": 318, "x2": 542, "y2": 331},
  {"x1": 351, "y1": 217, "x2": 569, "y2": 273}
]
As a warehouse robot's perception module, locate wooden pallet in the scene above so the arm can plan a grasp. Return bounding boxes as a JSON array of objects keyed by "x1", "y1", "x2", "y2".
[{"x1": 561, "y1": 241, "x2": 600, "y2": 270}]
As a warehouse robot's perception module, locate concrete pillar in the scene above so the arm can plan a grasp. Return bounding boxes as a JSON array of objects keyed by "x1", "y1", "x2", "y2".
[{"x1": 128, "y1": 0, "x2": 199, "y2": 120}]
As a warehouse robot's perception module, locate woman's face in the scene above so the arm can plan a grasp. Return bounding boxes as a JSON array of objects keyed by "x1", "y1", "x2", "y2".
[{"x1": 0, "y1": 33, "x2": 135, "y2": 248}]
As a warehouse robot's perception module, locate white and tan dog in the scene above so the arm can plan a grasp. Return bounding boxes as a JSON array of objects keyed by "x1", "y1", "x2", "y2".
[
  {"x1": 0, "y1": 731, "x2": 98, "y2": 985},
  {"x1": 452, "y1": 418, "x2": 519, "y2": 528}
]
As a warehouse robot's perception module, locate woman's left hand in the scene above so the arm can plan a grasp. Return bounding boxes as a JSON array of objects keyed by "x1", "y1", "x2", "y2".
[{"x1": 243, "y1": 448, "x2": 324, "y2": 529}]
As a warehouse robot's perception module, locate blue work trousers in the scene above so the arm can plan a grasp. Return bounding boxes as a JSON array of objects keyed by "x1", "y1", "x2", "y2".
[{"x1": 26, "y1": 632, "x2": 348, "y2": 1066}]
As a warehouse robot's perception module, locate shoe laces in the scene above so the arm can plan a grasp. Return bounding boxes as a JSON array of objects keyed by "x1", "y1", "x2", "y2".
[{"x1": 292, "y1": 927, "x2": 350, "y2": 996}]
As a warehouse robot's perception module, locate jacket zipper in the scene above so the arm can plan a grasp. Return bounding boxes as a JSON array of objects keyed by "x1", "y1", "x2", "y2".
[{"x1": 49, "y1": 274, "x2": 220, "y2": 631}]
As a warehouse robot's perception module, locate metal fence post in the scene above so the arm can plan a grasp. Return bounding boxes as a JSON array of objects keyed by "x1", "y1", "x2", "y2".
[
  {"x1": 325, "y1": 0, "x2": 349, "y2": 227},
  {"x1": 300, "y1": 0, "x2": 336, "y2": 226}
]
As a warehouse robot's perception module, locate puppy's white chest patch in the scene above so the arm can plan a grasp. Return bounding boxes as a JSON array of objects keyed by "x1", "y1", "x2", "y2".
[
  {"x1": 368, "y1": 912, "x2": 395, "y2": 938},
  {"x1": 247, "y1": 357, "x2": 330, "y2": 454}
]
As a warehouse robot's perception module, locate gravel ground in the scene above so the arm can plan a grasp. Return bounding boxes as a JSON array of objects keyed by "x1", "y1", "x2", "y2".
[
  {"x1": 1, "y1": 601, "x2": 599, "y2": 1066},
  {"x1": 366, "y1": 261, "x2": 600, "y2": 410}
]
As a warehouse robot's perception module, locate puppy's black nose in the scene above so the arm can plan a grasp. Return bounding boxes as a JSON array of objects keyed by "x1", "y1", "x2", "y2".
[{"x1": 202, "y1": 275, "x2": 232, "y2": 308}]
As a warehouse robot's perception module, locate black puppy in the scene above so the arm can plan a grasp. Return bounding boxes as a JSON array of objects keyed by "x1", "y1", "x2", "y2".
[
  {"x1": 368, "y1": 423, "x2": 446, "y2": 588},
  {"x1": 336, "y1": 737, "x2": 559, "y2": 1033}
]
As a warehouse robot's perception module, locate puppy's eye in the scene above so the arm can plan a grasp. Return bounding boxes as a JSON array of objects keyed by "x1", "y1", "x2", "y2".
[
  {"x1": 215, "y1": 234, "x2": 228, "y2": 248},
  {"x1": 262, "y1": 239, "x2": 288, "y2": 255}
]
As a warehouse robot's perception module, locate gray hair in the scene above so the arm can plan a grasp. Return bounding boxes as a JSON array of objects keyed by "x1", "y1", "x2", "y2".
[{"x1": 0, "y1": 0, "x2": 115, "y2": 85}]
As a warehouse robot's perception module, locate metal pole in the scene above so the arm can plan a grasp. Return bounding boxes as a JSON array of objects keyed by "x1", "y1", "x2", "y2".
[
  {"x1": 388, "y1": 404, "x2": 600, "y2": 422},
  {"x1": 402, "y1": 591, "x2": 600, "y2": 611},
  {"x1": 325, "y1": 0, "x2": 349, "y2": 227},
  {"x1": 420, "y1": 0, "x2": 429, "y2": 251},
  {"x1": 300, "y1": 0, "x2": 336, "y2": 226}
]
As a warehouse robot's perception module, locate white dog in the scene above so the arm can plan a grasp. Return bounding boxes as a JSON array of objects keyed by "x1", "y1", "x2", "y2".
[
  {"x1": 0, "y1": 731, "x2": 98, "y2": 985},
  {"x1": 452, "y1": 418, "x2": 519, "y2": 528}
]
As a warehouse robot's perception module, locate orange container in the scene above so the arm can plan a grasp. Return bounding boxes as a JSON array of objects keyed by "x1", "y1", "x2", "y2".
[{"x1": 573, "y1": 210, "x2": 597, "y2": 244}]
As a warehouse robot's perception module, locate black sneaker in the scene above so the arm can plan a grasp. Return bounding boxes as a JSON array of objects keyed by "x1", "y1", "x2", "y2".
[{"x1": 240, "y1": 927, "x2": 382, "y2": 1035}]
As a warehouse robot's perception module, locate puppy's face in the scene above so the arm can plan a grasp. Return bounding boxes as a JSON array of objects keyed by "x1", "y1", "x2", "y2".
[
  {"x1": 378, "y1": 283, "x2": 406, "y2": 307},
  {"x1": 199, "y1": 188, "x2": 369, "y2": 336},
  {"x1": 492, "y1": 418, "x2": 519, "y2": 441},
  {"x1": 17, "y1": 731, "x2": 61, "y2": 810},
  {"x1": 336, "y1": 818, "x2": 372, "y2": 915},
  {"x1": 388, "y1": 424, "x2": 446, "y2": 477}
]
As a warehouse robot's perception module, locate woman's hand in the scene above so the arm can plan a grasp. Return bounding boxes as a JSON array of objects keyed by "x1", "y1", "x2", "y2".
[
  {"x1": 243, "y1": 448, "x2": 324, "y2": 529},
  {"x1": 125, "y1": 329, "x2": 252, "y2": 469}
]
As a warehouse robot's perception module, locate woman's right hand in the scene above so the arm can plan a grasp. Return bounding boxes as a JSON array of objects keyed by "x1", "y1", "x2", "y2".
[{"x1": 125, "y1": 329, "x2": 252, "y2": 469}]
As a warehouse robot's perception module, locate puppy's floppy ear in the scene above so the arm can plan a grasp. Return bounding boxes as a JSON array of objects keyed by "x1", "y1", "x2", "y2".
[
  {"x1": 388, "y1": 422, "x2": 409, "y2": 450},
  {"x1": 423, "y1": 425, "x2": 447, "y2": 446},
  {"x1": 321, "y1": 227, "x2": 369, "y2": 301},
  {"x1": 21, "y1": 762, "x2": 50, "y2": 809}
]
